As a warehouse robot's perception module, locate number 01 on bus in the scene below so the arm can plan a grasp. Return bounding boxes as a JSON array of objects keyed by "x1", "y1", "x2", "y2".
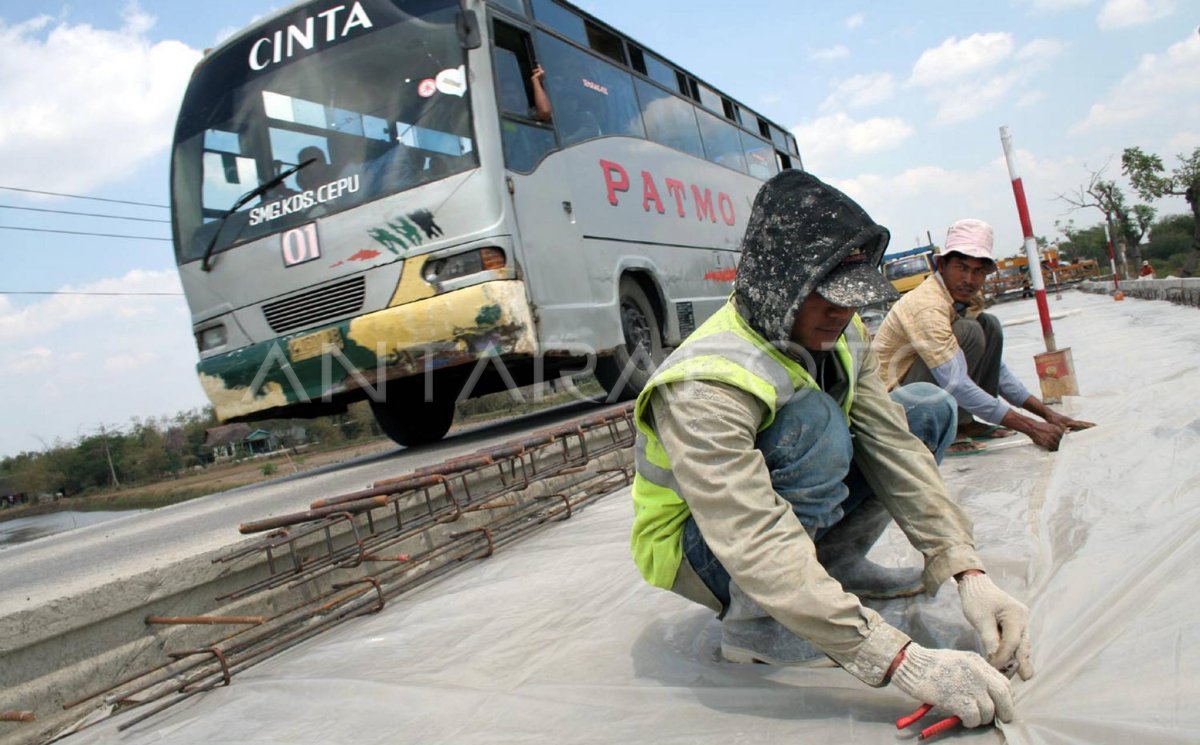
[{"x1": 172, "y1": 0, "x2": 802, "y2": 446}]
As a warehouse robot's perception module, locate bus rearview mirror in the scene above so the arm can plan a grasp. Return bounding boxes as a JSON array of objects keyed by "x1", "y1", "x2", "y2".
[{"x1": 457, "y1": 10, "x2": 481, "y2": 50}]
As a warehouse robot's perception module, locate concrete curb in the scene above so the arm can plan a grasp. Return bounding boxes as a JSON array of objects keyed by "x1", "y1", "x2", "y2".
[{"x1": 1078, "y1": 277, "x2": 1200, "y2": 308}]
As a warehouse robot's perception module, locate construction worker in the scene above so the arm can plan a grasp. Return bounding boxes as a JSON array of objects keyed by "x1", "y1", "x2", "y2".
[
  {"x1": 873, "y1": 219, "x2": 1094, "y2": 452},
  {"x1": 631, "y1": 171, "x2": 1031, "y2": 729}
]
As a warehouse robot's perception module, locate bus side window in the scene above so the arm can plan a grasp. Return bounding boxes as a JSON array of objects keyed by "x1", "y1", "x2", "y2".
[
  {"x1": 535, "y1": 30, "x2": 644, "y2": 146},
  {"x1": 493, "y1": 34, "x2": 557, "y2": 172},
  {"x1": 696, "y1": 108, "x2": 747, "y2": 174},
  {"x1": 634, "y1": 77, "x2": 703, "y2": 160},
  {"x1": 493, "y1": 22, "x2": 547, "y2": 120},
  {"x1": 495, "y1": 47, "x2": 534, "y2": 118},
  {"x1": 739, "y1": 130, "x2": 779, "y2": 180}
]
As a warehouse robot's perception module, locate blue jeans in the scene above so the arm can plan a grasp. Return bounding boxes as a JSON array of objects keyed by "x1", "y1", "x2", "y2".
[{"x1": 681, "y1": 382, "x2": 956, "y2": 608}]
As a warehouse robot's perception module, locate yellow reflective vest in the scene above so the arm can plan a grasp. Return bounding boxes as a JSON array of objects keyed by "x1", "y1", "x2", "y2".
[{"x1": 630, "y1": 300, "x2": 869, "y2": 589}]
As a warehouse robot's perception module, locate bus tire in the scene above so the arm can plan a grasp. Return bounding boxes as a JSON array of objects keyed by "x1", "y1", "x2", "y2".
[
  {"x1": 369, "y1": 387, "x2": 456, "y2": 447},
  {"x1": 595, "y1": 277, "x2": 664, "y2": 402}
]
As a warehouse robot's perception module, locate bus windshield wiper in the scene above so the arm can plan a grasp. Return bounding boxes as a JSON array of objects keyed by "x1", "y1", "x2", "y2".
[{"x1": 200, "y1": 157, "x2": 316, "y2": 272}]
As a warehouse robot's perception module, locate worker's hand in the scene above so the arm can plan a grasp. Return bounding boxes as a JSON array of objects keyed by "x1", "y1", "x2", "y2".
[
  {"x1": 1023, "y1": 418, "x2": 1066, "y2": 451},
  {"x1": 957, "y1": 573, "x2": 1034, "y2": 680},
  {"x1": 891, "y1": 643, "x2": 1015, "y2": 728},
  {"x1": 1043, "y1": 409, "x2": 1094, "y2": 432},
  {"x1": 531, "y1": 64, "x2": 545, "y2": 85}
]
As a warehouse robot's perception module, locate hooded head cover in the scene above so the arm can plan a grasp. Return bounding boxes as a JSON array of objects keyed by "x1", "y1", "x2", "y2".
[{"x1": 733, "y1": 170, "x2": 897, "y2": 345}]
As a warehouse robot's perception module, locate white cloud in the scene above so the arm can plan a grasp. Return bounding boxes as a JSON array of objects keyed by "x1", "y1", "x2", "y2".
[
  {"x1": 820, "y1": 73, "x2": 896, "y2": 112},
  {"x1": 791, "y1": 114, "x2": 916, "y2": 172},
  {"x1": 1015, "y1": 0, "x2": 1095, "y2": 13},
  {"x1": 0, "y1": 270, "x2": 203, "y2": 456},
  {"x1": 104, "y1": 351, "x2": 160, "y2": 372},
  {"x1": 909, "y1": 32, "x2": 1015, "y2": 87},
  {"x1": 0, "y1": 270, "x2": 182, "y2": 341},
  {"x1": 214, "y1": 25, "x2": 242, "y2": 45},
  {"x1": 845, "y1": 13, "x2": 865, "y2": 29},
  {"x1": 906, "y1": 33, "x2": 1066, "y2": 125},
  {"x1": 1167, "y1": 131, "x2": 1200, "y2": 151},
  {"x1": 1073, "y1": 32, "x2": 1200, "y2": 131},
  {"x1": 1017, "y1": 38, "x2": 1070, "y2": 62},
  {"x1": 1097, "y1": 0, "x2": 1177, "y2": 30},
  {"x1": 810, "y1": 45, "x2": 850, "y2": 62},
  {"x1": 932, "y1": 72, "x2": 1021, "y2": 125},
  {"x1": 4, "y1": 347, "x2": 54, "y2": 375},
  {"x1": 1018, "y1": 90, "x2": 1049, "y2": 107},
  {"x1": 0, "y1": 9, "x2": 202, "y2": 194},
  {"x1": 833, "y1": 148, "x2": 1086, "y2": 259}
]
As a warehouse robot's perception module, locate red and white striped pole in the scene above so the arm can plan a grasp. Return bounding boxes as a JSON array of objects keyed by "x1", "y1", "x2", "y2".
[
  {"x1": 1102, "y1": 222, "x2": 1125, "y2": 300},
  {"x1": 999, "y1": 125, "x2": 1056, "y2": 353}
]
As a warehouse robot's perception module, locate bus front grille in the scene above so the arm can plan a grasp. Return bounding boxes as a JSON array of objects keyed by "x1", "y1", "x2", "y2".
[{"x1": 262, "y1": 276, "x2": 366, "y2": 334}]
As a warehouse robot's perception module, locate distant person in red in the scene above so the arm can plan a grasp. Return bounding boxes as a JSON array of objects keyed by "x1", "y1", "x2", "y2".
[{"x1": 1139, "y1": 260, "x2": 1156, "y2": 279}]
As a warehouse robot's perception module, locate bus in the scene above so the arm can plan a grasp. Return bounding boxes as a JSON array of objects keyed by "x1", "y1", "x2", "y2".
[
  {"x1": 882, "y1": 244, "x2": 936, "y2": 295},
  {"x1": 171, "y1": 0, "x2": 803, "y2": 446}
]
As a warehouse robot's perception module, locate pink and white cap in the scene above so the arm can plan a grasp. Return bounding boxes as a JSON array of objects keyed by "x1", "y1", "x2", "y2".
[{"x1": 942, "y1": 218, "x2": 996, "y2": 268}]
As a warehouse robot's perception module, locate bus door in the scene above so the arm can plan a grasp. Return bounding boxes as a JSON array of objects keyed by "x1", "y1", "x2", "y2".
[{"x1": 491, "y1": 19, "x2": 594, "y2": 349}]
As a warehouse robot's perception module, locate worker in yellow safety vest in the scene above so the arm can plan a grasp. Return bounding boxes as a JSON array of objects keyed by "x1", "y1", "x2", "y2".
[{"x1": 630, "y1": 170, "x2": 1032, "y2": 729}]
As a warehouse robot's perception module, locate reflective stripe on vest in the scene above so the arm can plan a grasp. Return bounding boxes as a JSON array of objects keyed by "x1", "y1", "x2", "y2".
[{"x1": 630, "y1": 301, "x2": 868, "y2": 589}]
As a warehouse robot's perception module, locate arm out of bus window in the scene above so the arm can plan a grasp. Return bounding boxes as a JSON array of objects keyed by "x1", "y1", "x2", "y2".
[{"x1": 531, "y1": 64, "x2": 552, "y2": 122}]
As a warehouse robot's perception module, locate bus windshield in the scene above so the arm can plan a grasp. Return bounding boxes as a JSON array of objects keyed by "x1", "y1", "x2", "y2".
[{"x1": 171, "y1": 0, "x2": 476, "y2": 264}]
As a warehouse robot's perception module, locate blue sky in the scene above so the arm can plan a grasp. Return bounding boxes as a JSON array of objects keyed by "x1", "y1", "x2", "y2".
[{"x1": 0, "y1": 0, "x2": 1195, "y2": 456}]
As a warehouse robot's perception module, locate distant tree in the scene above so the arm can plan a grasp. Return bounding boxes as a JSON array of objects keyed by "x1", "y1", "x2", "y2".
[
  {"x1": 126, "y1": 420, "x2": 170, "y2": 484},
  {"x1": 1054, "y1": 219, "x2": 1108, "y2": 265},
  {"x1": 344, "y1": 401, "x2": 381, "y2": 440},
  {"x1": 306, "y1": 417, "x2": 342, "y2": 446},
  {"x1": 1058, "y1": 166, "x2": 1152, "y2": 278},
  {"x1": 180, "y1": 407, "x2": 219, "y2": 466},
  {"x1": 1122, "y1": 146, "x2": 1200, "y2": 276},
  {"x1": 26, "y1": 454, "x2": 66, "y2": 497},
  {"x1": 67, "y1": 433, "x2": 123, "y2": 493},
  {"x1": 1127, "y1": 204, "x2": 1156, "y2": 255},
  {"x1": 163, "y1": 426, "x2": 190, "y2": 472},
  {"x1": 1, "y1": 451, "x2": 64, "y2": 498},
  {"x1": 1144, "y1": 213, "x2": 1197, "y2": 271}
]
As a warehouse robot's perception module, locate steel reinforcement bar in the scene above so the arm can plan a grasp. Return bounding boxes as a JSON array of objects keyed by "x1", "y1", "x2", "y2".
[{"x1": 52, "y1": 403, "x2": 636, "y2": 738}]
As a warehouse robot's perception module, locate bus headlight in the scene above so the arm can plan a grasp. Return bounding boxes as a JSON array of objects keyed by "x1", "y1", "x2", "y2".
[
  {"x1": 423, "y1": 247, "x2": 506, "y2": 283},
  {"x1": 196, "y1": 324, "x2": 227, "y2": 351}
]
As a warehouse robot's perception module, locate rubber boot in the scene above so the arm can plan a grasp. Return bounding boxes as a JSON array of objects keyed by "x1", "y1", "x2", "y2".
[
  {"x1": 720, "y1": 581, "x2": 834, "y2": 666},
  {"x1": 815, "y1": 497, "x2": 924, "y2": 600}
]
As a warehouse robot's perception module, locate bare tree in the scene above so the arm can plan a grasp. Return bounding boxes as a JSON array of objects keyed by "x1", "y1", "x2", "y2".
[{"x1": 1058, "y1": 165, "x2": 1134, "y2": 279}]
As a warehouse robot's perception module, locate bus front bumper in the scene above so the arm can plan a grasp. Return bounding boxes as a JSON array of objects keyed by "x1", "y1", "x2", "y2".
[{"x1": 197, "y1": 281, "x2": 537, "y2": 422}]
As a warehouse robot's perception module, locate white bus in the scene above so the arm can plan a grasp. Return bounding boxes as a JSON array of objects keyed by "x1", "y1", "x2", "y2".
[{"x1": 174, "y1": 0, "x2": 802, "y2": 446}]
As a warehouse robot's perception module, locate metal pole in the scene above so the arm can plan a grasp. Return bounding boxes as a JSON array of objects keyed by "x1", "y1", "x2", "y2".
[
  {"x1": 1103, "y1": 222, "x2": 1125, "y2": 300},
  {"x1": 999, "y1": 125, "x2": 1056, "y2": 353}
]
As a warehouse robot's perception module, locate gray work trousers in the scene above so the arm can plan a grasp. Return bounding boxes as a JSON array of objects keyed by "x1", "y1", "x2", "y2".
[{"x1": 901, "y1": 312, "x2": 1004, "y2": 426}]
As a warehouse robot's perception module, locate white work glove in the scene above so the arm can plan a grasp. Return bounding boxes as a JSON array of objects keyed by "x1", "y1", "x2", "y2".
[
  {"x1": 891, "y1": 643, "x2": 1015, "y2": 728},
  {"x1": 958, "y1": 572, "x2": 1034, "y2": 679}
]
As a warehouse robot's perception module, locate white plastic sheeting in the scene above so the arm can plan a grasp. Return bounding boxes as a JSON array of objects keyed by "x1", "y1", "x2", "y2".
[{"x1": 76, "y1": 291, "x2": 1200, "y2": 744}]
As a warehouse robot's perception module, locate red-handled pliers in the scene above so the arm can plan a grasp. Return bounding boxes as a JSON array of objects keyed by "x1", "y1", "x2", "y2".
[{"x1": 895, "y1": 703, "x2": 961, "y2": 741}]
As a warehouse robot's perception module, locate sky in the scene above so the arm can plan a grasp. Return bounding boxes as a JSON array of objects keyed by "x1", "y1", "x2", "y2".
[{"x1": 0, "y1": 0, "x2": 1196, "y2": 457}]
